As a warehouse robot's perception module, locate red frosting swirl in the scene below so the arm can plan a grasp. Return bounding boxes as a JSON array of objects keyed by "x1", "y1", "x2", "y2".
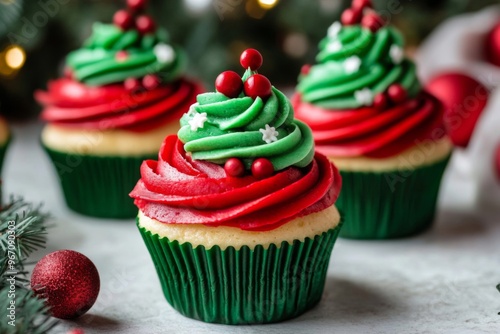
[
  {"x1": 292, "y1": 91, "x2": 446, "y2": 158},
  {"x1": 129, "y1": 135, "x2": 341, "y2": 231},
  {"x1": 35, "y1": 78, "x2": 203, "y2": 132}
]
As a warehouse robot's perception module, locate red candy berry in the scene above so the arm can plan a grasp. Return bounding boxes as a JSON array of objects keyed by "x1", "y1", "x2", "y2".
[
  {"x1": 124, "y1": 78, "x2": 141, "y2": 91},
  {"x1": 115, "y1": 50, "x2": 129, "y2": 61},
  {"x1": 143, "y1": 74, "x2": 161, "y2": 90},
  {"x1": 67, "y1": 329, "x2": 85, "y2": 334},
  {"x1": 240, "y1": 48, "x2": 263, "y2": 71},
  {"x1": 215, "y1": 71, "x2": 243, "y2": 98},
  {"x1": 244, "y1": 74, "x2": 272, "y2": 100},
  {"x1": 251, "y1": 158, "x2": 274, "y2": 179},
  {"x1": 224, "y1": 158, "x2": 245, "y2": 177},
  {"x1": 352, "y1": 0, "x2": 373, "y2": 11},
  {"x1": 113, "y1": 10, "x2": 134, "y2": 30},
  {"x1": 373, "y1": 92, "x2": 388, "y2": 110},
  {"x1": 136, "y1": 15, "x2": 156, "y2": 34},
  {"x1": 387, "y1": 84, "x2": 407, "y2": 103},
  {"x1": 341, "y1": 8, "x2": 362, "y2": 25},
  {"x1": 301, "y1": 64, "x2": 311, "y2": 75},
  {"x1": 127, "y1": 0, "x2": 147, "y2": 12},
  {"x1": 361, "y1": 12, "x2": 385, "y2": 32}
]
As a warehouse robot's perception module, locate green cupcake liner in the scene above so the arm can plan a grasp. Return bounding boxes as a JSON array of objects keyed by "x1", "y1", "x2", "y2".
[
  {"x1": 43, "y1": 145, "x2": 153, "y2": 219},
  {"x1": 138, "y1": 220, "x2": 342, "y2": 324},
  {"x1": 337, "y1": 155, "x2": 450, "y2": 239}
]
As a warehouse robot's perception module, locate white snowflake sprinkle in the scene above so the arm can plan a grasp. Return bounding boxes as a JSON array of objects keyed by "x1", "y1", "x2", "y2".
[
  {"x1": 343, "y1": 56, "x2": 362, "y2": 74},
  {"x1": 188, "y1": 112, "x2": 208, "y2": 131},
  {"x1": 154, "y1": 43, "x2": 175, "y2": 64},
  {"x1": 390, "y1": 45, "x2": 404, "y2": 64},
  {"x1": 187, "y1": 103, "x2": 199, "y2": 116},
  {"x1": 327, "y1": 40, "x2": 342, "y2": 52},
  {"x1": 354, "y1": 88, "x2": 374, "y2": 106},
  {"x1": 327, "y1": 21, "x2": 342, "y2": 38},
  {"x1": 259, "y1": 124, "x2": 279, "y2": 144}
]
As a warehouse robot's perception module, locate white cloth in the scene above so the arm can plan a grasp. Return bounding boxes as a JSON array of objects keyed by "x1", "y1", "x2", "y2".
[{"x1": 416, "y1": 6, "x2": 500, "y2": 210}]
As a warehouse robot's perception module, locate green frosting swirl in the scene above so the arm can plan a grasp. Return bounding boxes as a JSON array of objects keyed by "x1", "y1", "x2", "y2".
[
  {"x1": 297, "y1": 25, "x2": 421, "y2": 109},
  {"x1": 66, "y1": 23, "x2": 186, "y2": 86},
  {"x1": 178, "y1": 73, "x2": 314, "y2": 172}
]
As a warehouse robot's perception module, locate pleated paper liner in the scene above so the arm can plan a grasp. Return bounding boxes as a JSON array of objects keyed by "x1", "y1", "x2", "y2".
[
  {"x1": 43, "y1": 144, "x2": 154, "y2": 219},
  {"x1": 337, "y1": 155, "x2": 450, "y2": 239},
  {"x1": 138, "y1": 221, "x2": 343, "y2": 325}
]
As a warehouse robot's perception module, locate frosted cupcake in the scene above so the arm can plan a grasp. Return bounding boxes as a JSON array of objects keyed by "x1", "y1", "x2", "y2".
[
  {"x1": 293, "y1": 0, "x2": 452, "y2": 239},
  {"x1": 130, "y1": 49, "x2": 343, "y2": 324},
  {"x1": 35, "y1": 0, "x2": 203, "y2": 218}
]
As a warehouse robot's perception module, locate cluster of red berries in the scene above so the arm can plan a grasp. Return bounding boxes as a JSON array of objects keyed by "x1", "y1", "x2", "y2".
[
  {"x1": 373, "y1": 84, "x2": 407, "y2": 110},
  {"x1": 113, "y1": 0, "x2": 156, "y2": 35},
  {"x1": 124, "y1": 74, "x2": 161, "y2": 91},
  {"x1": 215, "y1": 49, "x2": 272, "y2": 100},
  {"x1": 224, "y1": 157, "x2": 274, "y2": 179},
  {"x1": 341, "y1": 0, "x2": 385, "y2": 33}
]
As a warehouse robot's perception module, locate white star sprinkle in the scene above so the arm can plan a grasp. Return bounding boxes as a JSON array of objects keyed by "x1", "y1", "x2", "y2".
[
  {"x1": 327, "y1": 41, "x2": 342, "y2": 52},
  {"x1": 259, "y1": 124, "x2": 279, "y2": 144},
  {"x1": 188, "y1": 112, "x2": 207, "y2": 131},
  {"x1": 354, "y1": 88, "x2": 374, "y2": 106},
  {"x1": 327, "y1": 21, "x2": 342, "y2": 38},
  {"x1": 154, "y1": 43, "x2": 175, "y2": 64},
  {"x1": 186, "y1": 103, "x2": 199, "y2": 116},
  {"x1": 390, "y1": 45, "x2": 404, "y2": 64},
  {"x1": 343, "y1": 56, "x2": 361, "y2": 74}
]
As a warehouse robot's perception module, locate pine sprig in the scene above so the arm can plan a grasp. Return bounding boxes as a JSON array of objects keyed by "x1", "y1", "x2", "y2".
[{"x1": 0, "y1": 197, "x2": 57, "y2": 334}]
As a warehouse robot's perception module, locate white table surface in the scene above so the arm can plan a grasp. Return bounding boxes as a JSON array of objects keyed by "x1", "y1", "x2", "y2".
[{"x1": 4, "y1": 121, "x2": 500, "y2": 334}]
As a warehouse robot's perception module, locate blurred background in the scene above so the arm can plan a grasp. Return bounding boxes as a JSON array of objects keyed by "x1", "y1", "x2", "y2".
[{"x1": 0, "y1": 0, "x2": 498, "y2": 120}]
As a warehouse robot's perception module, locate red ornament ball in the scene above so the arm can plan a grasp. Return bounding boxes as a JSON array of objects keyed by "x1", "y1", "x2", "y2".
[
  {"x1": 224, "y1": 158, "x2": 245, "y2": 177},
  {"x1": 240, "y1": 48, "x2": 263, "y2": 71},
  {"x1": 387, "y1": 84, "x2": 407, "y2": 104},
  {"x1": 136, "y1": 15, "x2": 156, "y2": 34},
  {"x1": 143, "y1": 74, "x2": 161, "y2": 90},
  {"x1": 485, "y1": 22, "x2": 500, "y2": 67},
  {"x1": 341, "y1": 8, "x2": 362, "y2": 26},
  {"x1": 495, "y1": 142, "x2": 500, "y2": 182},
  {"x1": 251, "y1": 158, "x2": 274, "y2": 179},
  {"x1": 373, "y1": 92, "x2": 388, "y2": 110},
  {"x1": 113, "y1": 10, "x2": 134, "y2": 30},
  {"x1": 215, "y1": 71, "x2": 243, "y2": 98},
  {"x1": 124, "y1": 77, "x2": 141, "y2": 91},
  {"x1": 361, "y1": 12, "x2": 385, "y2": 32},
  {"x1": 127, "y1": 0, "x2": 147, "y2": 12},
  {"x1": 352, "y1": 0, "x2": 373, "y2": 11},
  {"x1": 426, "y1": 72, "x2": 489, "y2": 148},
  {"x1": 31, "y1": 250, "x2": 100, "y2": 320},
  {"x1": 244, "y1": 74, "x2": 272, "y2": 100}
]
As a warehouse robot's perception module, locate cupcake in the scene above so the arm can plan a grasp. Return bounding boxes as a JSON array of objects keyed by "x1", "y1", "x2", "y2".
[
  {"x1": 35, "y1": 1, "x2": 203, "y2": 218},
  {"x1": 0, "y1": 116, "x2": 10, "y2": 174},
  {"x1": 130, "y1": 49, "x2": 343, "y2": 324},
  {"x1": 293, "y1": 1, "x2": 452, "y2": 239}
]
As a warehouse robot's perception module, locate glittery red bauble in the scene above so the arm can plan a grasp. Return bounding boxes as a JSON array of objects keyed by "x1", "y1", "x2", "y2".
[
  {"x1": 215, "y1": 71, "x2": 243, "y2": 98},
  {"x1": 426, "y1": 72, "x2": 489, "y2": 148},
  {"x1": 361, "y1": 12, "x2": 384, "y2": 32},
  {"x1": 251, "y1": 158, "x2": 274, "y2": 179},
  {"x1": 495, "y1": 143, "x2": 500, "y2": 182},
  {"x1": 31, "y1": 250, "x2": 100, "y2": 320},
  {"x1": 113, "y1": 10, "x2": 134, "y2": 30},
  {"x1": 127, "y1": 0, "x2": 147, "y2": 12},
  {"x1": 244, "y1": 74, "x2": 272, "y2": 100},
  {"x1": 352, "y1": 0, "x2": 373, "y2": 11},
  {"x1": 387, "y1": 84, "x2": 407, "y2": 103},
  {"x1": 136, "y1": 15, "x2": 156, "y2": 34},
  {"x1": 224, "y1": 158, "x2": 245, "y2": 177},
  {"x1": 143, "y1": 74, "x2": 161, "y2": 90},
  {"x1": 240, "y1": 49, "x2": 263, "y2": 71},
  {"x1": 485, "y1": 22, "x2": 500, "y2": 67},
  {"x1": 341, "y1": 8, "x2": 361, "y2": 26}
]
